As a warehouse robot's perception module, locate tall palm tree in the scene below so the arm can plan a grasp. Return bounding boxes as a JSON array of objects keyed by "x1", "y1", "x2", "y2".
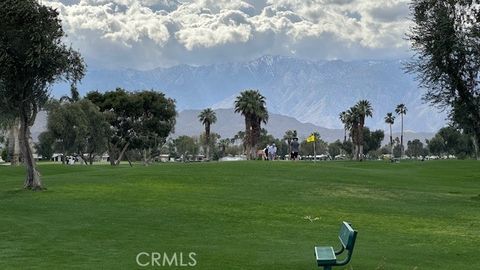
[
  {"x1": 384, "y1": 112, "x2": 395, "y2": 155},
  {"x1": 283, "y1": 129, "x2": 297, "y2": 155},
  {"x1": 339, "y1": 111, "x2": 348, "y2": 142},
  {"x1": 354, "y1": 100, "x2": 373, "y2": 161},
  {"x1": 395, "y1": 104, "x2": 407, "y2": 157},
  {"x1": 198, "y1": 108, "x2": 217, "y2": 160},
  {"x1": 234, "y1": 90, "x2": 268, "y2": 160}
]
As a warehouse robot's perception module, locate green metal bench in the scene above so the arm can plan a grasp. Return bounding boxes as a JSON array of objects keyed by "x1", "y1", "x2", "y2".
[{"x1": 314, "y1": 221, "x2": 358, "y2": 270}]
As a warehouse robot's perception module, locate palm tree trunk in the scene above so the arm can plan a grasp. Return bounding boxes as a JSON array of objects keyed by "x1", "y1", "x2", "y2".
[
  {"x1": 244, "y1": 117, "x2": 252, "y2": 159},
  {"x1": 205, "y1": 124, "x2": 210, "y2": 160},
  {"x1": 19, "y1": 112, "x2": 42, "y2": 190},
  {"x1": 358, "y1": 122, "x2": 364, "y2": 161},
  {"x1": 401, "y1": 114, "x2": 404, "y2": 157},
  {"x1": 389, "y1": 124, "x2": 393, "y2": 154}
]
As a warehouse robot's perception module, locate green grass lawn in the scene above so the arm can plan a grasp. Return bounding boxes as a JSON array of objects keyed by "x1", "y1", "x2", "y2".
[{"x1": 0, "y1": 160, "x2": 479, "y2": 269}]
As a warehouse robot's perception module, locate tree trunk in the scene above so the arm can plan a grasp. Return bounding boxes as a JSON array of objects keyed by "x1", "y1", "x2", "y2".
[
  {"x1": 142, "y1": 148, "x2": 149, "y2": 166},
  {"x1": 19, "y1": 115, "x2": 42, "y2": 190},
  {"x1": 9, "y1": 120, "x2": 21, "y2": 166},
  {"x1": 125, "y1": 152, "x2": 133, "y2": 167},
  {"x1": 205, "y1": 124, "x2": 210, "y2": 160},
  {"x1": 390, "y1": 124, "x2": 393, "y2": 155},
  {"x1": 473, "y1": 135, "x2": 480, "y2": 160},
  {"x1": 357, "y1": 122, "x2": 364, "y2": 161},
  {"x1": 250, "y1": 121, "x2": 260, "y2": 160},
  {"x1": 244, "y1": 117, "x2": 252, "y2": 160},
  {"x1": 89, "y1": 152, "x2": 94, "y2": 165},
  {"x1": 107, "y1": 142, "x2": 116, "y2": 166},
  {"x1": 401, "y1": 115, "x2": 404, "y2": 157},
  {"x1": 115, "y1": 141, "x2": 130, "y2": 165}
]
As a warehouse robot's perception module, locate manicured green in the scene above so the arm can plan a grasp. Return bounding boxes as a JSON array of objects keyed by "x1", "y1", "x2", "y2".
[{"x1": 0, "y1": 160, "x2": 479, "y2": 269}]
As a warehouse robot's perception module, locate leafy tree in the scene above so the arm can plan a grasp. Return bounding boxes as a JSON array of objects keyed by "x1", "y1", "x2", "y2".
[
  {"x1": 174, "y1": 136, "x2": 199, "y2": 161},
  {"x1": 407, "y1": 0, "x2": 480, "y2": 160},
  {"x1": 134, "y1": 91, "x2": 177, "y2": 165},
  {"x1": 406, "y1": 139, "x2": 426, "y2": 158},
  {"x1": 341, "y1": 140, "x2": 354, "y2": 157},
  {"x1": 36, "y1": 131, "x2": 55, "y2": 160},
  {"x1": 395, "y1": 104, "x2": 407, "y2": 156},
  {"x1": 86, "y1": 89, "x2": 176, "y2": 166},
  {"x1": 384, "y1": 112, "x2": 395, "y2": 154},
  {"x1": 234, "y1": 90, "x2": 268, "y2": 159},
  {"x1": 199, "y1": 132, "x2": 220, "y2": 157},
  {"x1": 47, "y1": 101, "x2": 88, "y2": 164},
  {"x1": 363, "y1": 128, "x2": 385, "y2": 155},
  {"x1": 78, "y1": 100, "x2": 109, "y2": 164},
  {"x1": 431, "y1": 126, "x2": 473, "y2": 158},
  {"x1": 427, "y1": 135, "x2": 446, "y2": 156},
  {"x1": 300, "y1": 133, "x2": 327, "y2": 157},
  {"x1": 198, "y1": 108, "x2": 217, "y2": 160},
  {"x1": 0, "y1": 0, "x2": 85, "y2": 189},
  {"x1": 328, "y1": 140, "x2": 343, "y2": 159}
]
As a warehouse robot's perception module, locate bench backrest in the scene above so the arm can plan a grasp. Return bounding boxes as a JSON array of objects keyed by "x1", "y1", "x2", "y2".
[{"x1": 338, "y1": 221, "x2": 357, "y2": 250}]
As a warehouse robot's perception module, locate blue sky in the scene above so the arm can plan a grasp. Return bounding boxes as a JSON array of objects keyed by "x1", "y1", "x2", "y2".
[{"x1": 45, "y1": 0, "x2": 413, "y2": 70}]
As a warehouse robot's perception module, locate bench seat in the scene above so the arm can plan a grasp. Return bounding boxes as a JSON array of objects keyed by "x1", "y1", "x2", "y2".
[
  {"x1": 315, "y1": 246, "x2": 336, "y2": 265},
  {"x1": 313, "y1": 222, "x2": 358, "y2": 269}
]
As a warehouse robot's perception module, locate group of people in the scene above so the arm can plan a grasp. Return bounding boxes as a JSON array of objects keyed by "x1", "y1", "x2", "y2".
[
  {"x1": 263, "y1": 143, "x2": 277, "y2": 160},
  {"x1": 261, "y1": 137, "x2": 301, "y2": 161}
]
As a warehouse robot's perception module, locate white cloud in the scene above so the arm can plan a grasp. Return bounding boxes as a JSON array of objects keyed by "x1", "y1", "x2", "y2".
[{"x1": 45, "y1": 0, "x2": 413, "y2": 69}]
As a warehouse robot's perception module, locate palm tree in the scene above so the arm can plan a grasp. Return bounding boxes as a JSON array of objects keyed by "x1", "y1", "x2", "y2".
[
  {"x1": 283, "y1": 129, "x2": 297, "y2": 155},
  {"x1": 234, "y1": 90, "x2": 268, "y2": 160},
  {"x1": 198, "y1": 108, "x2": 217, "y2": 160},
  {"x1": 395, "y1": 104, "x2": 407, "y2": 157},
  {"x1": 345, "y1": 107, "x2": 360, "y2": 159},
  {"x1": 339, "y1": 111, "x2": 348, "y2": 142},
  {"x1": 384, "y1": 112, "x2": 395, "y2": 155},
  {"x1": 218, "y1": 138, "x2": 230, "y2": 156},
  {"x1": 354, "y1": 100, "x2": 373, "y2": 161}
]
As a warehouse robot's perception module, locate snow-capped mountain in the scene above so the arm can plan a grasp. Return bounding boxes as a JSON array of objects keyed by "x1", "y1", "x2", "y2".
[{"x1": 55, "y1": 55, "x2": 447, "y2": 132}]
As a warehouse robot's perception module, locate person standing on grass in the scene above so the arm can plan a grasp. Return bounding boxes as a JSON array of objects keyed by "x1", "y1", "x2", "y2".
[
  {"x1": 264, "y1": 144, "x2": 270, "y2": 160},
  {"x1": 269, "y1": 143, "x2": 277, "y2": 160},
  {"x1": 290, "y1": 138, "x2": 300, "y2": 161}
]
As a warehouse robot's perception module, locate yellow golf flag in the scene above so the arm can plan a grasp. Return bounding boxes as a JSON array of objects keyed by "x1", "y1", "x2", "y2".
[{"x1": 307, "y1": 134, "x2": 315, "y2": 143}]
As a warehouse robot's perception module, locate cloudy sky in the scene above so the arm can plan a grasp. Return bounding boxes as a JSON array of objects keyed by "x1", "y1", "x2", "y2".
[{"x1": 45, "y1": 0, "x2": 412, "y2": 70}]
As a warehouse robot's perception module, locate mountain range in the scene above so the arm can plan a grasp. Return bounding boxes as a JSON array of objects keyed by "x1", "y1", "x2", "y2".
[{"x1": 48, "y1": 55, "x2": 449, "y2": 138}]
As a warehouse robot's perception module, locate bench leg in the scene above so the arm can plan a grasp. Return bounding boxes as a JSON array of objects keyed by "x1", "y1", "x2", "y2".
[{"x1": 322, "y1": 266, "x2": 332, "y2": 270}]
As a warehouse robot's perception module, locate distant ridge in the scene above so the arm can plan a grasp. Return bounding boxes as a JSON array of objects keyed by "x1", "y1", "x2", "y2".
[{"x1": 54, "y1": 55, "x2": 447, "y2": 133}]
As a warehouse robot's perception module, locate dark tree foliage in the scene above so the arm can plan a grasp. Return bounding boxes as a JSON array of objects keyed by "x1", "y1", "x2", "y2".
[
  {"x1": 406, "y1": 139, "x2": 427, "y2": 158},
  {"x1": 86, "y1": 89, "x2": 176, "y2": 166},
  {"x1": 234, "y1": 90, "x2": 268, "y2": 160},
  {"x1": 36, "y1": 132, "x2": 55, "y2": 160},
  {"x1": 407, "y1": 0, "x2": 480, "y2": 159},
  {"x1": 0, "y1": 0, "x2": 85, "y2": 189},
  {"x1": 362, "y1": 128, "x2": 385, "y2": 155}
]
